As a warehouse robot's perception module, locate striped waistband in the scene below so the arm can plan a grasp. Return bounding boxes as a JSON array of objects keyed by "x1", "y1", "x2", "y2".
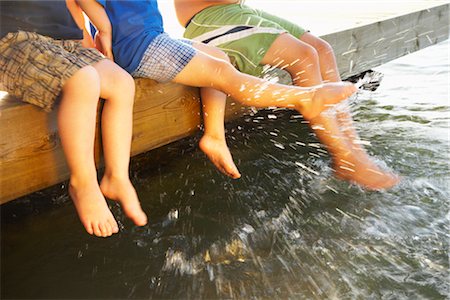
[{"x1": 191, "y1": 24, "x2": 284, "y2": 46}]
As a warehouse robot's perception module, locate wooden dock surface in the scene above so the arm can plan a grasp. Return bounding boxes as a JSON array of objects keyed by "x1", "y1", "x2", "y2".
[{"x1": 1, "y1": 3, "x2": 449, "y2": 204}]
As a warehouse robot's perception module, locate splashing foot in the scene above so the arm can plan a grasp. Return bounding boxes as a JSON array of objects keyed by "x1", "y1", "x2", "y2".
[
  {"x1": 199, "y1": 135, "x2": 241, "y2": 179},
  {"x1": 299, "y1": 82, "x2": 357, "y2": 120},
  {"x1": 333, "y1": 156, "x2": 400, "y2": 190},
  {"x1": 100, "y1": 175, "x2": 148, "y2": 227}
]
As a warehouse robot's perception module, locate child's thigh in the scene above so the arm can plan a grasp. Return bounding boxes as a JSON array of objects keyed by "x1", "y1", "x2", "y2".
[
  {"x1": 132, "y1": 33, "x2": 197, "y2": 83},
  {"x1": 191, "y1": 42, "x2": 230, "y2": 62},
  {"x1": 0, "y1": 31, "x2": 103, "y2": 111},
  {"x1": 90, "y1": 59, "x2": 135, "y2": 100}
]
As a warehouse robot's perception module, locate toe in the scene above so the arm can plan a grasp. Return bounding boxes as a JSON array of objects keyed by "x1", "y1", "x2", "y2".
[
  {"x1": 108, "y1": 219, "x2": 119, "y2": 233},
  {"x1": 229, "y1": 169, "x2": 241, "y2": 179},
  {"x1": 122, "y1": 202, "x2": 147, "y2": 227},
  {"x1": 84, "y1": 221, "x2": 95, "y2": 235},
  {"x1": 104, "y1": 222, "x2": 113, "y2": 236},
  {"x1": 92, "y1": 222, "x2": 103, "y2": 237},
  {"x1": 99, "y1": 223, "x2": 110, "y2": 237},
  {"x1": 225, "y1": 163, "x2": 241, "y2": 179}
]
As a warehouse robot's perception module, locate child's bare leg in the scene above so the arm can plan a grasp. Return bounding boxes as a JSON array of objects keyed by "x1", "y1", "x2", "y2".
[
  {"x1": 298, "y1": 33, "x2": 361, "y2": 147},
  {"x1": 300, "y1": 33, "x2": 399, "y2": 186},
  {"x1": 58, "y1": 65, "x2": 117, "y2": 237},
  {"x1": 299, "y1": 33, "x2": 341, "y2": 84},
  {"x1": 192, "y1": 43, "x2": 240, "y2": 178},
  {"x1": 199, "y1": 87, "x2": 241, "y2": 178},
  {"x1": 262, "y1": 33, "x2": 398, "y2": 189},
  {"x1": 299, "y1": 32, "x2": 371, "y2": 151},
  {"x1": 172, "y1": 49, "x2": 356, "y2": 120},
  {"x1": 92, "y1": 60, "x2": 147, "y2": 226}
]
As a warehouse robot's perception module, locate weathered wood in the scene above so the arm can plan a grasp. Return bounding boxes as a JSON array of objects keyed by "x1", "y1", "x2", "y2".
[
  {"x1": 322, "y1": 3, "x2": 449, "y2": 79},
  {"x1": 130, "y1": 79, "x2": 201, "y2": 155},
  {"x1": 0, "y1": 80, "x2": 201, "y2": 203},
  {"x1": 0, "y1": 97, "x2": 70, "y2": 201},
  {"x1": 0, "y1": 4, "x2": 448, "y2": 204}
]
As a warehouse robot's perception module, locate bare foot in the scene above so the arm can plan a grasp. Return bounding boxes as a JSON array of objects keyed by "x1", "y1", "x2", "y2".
[
  {"x1": 299, "y1": 82, "x2": 357, "y2": 120},
  {"x1": 100, "y1": 175, "x2": 148, "y2": 226},
  {"x1": 199, "y1": 135, "x2": 241, "y2": 179},
  {"x1": 69, "y1": 178, "x2": 119, "y2": 237},
  {"x1": 333, "y1": 156, "x2": 400, "y2": 190}
]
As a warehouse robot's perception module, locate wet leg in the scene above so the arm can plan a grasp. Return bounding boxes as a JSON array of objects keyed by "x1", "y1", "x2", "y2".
[
  {"x1": 262, "y1": 33, "x2": 398, "y2": 189},
  {"x1": 300, "y1": 32, "x2": 371, "y2": 151},
  {"x1": 172, "y1": 47, "x2": 356, "y2": 120},
  {"x1": 299, "y1": 33, "x2": 360, "y2": 146},
  {"x1": 301, "y1": 33, "x2": 399, "y2": 188}
]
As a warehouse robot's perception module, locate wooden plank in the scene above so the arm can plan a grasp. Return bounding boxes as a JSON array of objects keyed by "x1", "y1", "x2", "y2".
[
  {"x1": 0, "y1": 4, "x2": 448, "y2": 204},
  {"x1": 322, "y1": 3, "x2": 449, "y2": 78},
  {"x1": 130, "y1": 79, "x2": 201, "y2": 155},
  {"x1": 0, "y1": 94, "x2": 104, "y2": 202},
  {"x1": 0, "y1": 81, "x2": 201, "y2": 203}
]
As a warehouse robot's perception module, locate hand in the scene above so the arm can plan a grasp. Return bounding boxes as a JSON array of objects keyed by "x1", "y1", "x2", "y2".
[{"x1": 94, "y1": 31, "x2": 114, "y2": 60}]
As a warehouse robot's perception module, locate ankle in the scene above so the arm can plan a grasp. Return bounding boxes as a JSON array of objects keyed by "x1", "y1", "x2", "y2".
[
  {"x1": 201, "y1": 133, "x2": 226, "y2": 143},
  {"x1": 69, "y1": 172, "x2": 98, "y2": 189},
  {"x1": 297, "y1": 91, "x2": 316, "y2": 113},
  {"x1": 103, "y1": 167, "x2": 131, "y2": 179},
  {"x1": 202, "y1": 130, "x2": 225, "y2": 141}
]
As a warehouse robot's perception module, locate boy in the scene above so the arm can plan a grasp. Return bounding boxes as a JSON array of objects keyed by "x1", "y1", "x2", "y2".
[
  {"x1": 0, "y1": 0, "x2": 147, "y2": 237},
  {"x1": 90, "y1": 0, "x2": 356, "y2": 181},
  {"x1": 175, "y1": 0, "x2": 399, "y2": 190}
]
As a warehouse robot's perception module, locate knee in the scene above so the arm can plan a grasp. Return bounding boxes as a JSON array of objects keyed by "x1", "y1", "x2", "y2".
[
  {"x1": 64, "y1": 65, "x2": 100, "y2": 94},
  {"x1": 108, "y1": 63, "x2": 134, "y2": 90},
  {"x1": 115, "y1": 69, "x2": 135, "y2": 92},
  {"x1": 112, "y1": 70, "x2": 135, "y2": 105},
  {"x1": 101, "y1": 61, "x2": 135, "y2": 99},
  {"x1": 314, "y1": 38, "x2": 335, "y2": 58},
  {"x1": 212, "y1": 58, "x2": 237, "y2": 85},
  {"x1": 210, "y1": 48, "x2": 230, "y2": 63},
  {"x1": 301, "y1": 43, "x2": 319, "y2": 62}
]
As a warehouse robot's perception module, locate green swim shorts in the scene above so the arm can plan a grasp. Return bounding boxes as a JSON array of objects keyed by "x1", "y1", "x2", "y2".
[{"x1": 184, "y1": 4, "x2": 306, "y2": 77}]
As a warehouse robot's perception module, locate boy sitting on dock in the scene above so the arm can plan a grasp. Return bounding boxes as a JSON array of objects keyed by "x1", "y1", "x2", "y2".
[
  {"x1": 89, "y1": 0, "x2": 356, "y2": 179},
  {"x1": 0, "y1": 0, "x2": 147, "y2": 237},
  {"x1": 174, "y1": 0, "x2": 399, "y2": 190}
]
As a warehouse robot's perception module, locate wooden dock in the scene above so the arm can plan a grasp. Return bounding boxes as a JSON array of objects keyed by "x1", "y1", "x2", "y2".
[{"x1": 0, "y1": 2, "x2": 448, "y2": 204}]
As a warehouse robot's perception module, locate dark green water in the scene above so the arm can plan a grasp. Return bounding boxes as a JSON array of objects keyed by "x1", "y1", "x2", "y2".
[{"x1": 1, "y1": 42, "x2": 449, "y2": 299}]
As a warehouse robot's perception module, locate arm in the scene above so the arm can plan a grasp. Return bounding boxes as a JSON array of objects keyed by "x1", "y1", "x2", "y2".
[
  {"x1": 66, "y1": 0, "x2": 95, "y2": 48},
  {"x1": 75, "y1": 0, "x2": 113, "y2": 60}
]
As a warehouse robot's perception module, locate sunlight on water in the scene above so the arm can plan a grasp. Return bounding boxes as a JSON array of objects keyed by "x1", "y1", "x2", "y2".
[
  {"x1": 2, "y1": 41, "x2": 448, "y2": 299},
  {"x1": 1, "y1": 8, "x2": 449, "y2": 300}
]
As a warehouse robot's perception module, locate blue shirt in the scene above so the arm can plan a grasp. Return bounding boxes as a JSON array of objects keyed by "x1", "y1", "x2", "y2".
[
  {"x1": 97, "y1": 0, "x2": 164, "y2": 73},
  {"x1": 0, "y1": 0, "x2": 82, "y2": 40}
]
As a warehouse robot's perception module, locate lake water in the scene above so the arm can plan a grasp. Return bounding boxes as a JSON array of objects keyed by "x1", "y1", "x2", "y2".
[{"x1": 1, "y1": 26, "x2": 449, "y2": 300}]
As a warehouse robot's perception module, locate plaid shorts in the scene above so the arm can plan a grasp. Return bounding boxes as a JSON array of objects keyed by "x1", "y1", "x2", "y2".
[
  {"x1": 132, "y1": 33, "x2": 196, "y2": 83},
  {"x1": 0, "y1": 31, "x2": 104, "y2": 111}
]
